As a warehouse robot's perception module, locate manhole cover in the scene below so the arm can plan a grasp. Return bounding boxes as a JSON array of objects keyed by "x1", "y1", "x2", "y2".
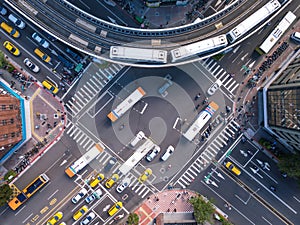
[
  {"x1": 163, "y1": 176, "x2": 169, "y2": 182},
  {"x1": 160, "y1": 168, "x2": 166, "y2": 173}
]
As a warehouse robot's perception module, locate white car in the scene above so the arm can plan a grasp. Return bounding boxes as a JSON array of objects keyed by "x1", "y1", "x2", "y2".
[
  {"x1": 161, "y1": 145, "x2": 175, "y2": 161},
  {"x1": 32, "y1": 32, "x2": 50, "y2": 48},
  {"x1": 80, "y1": 212, "x2": 96, "y2": 225},
  {"x1": 130, "y1": 131, "x2": 145, "y2": 147},
  {"x1": 24, "y1": 58, "x2": 40, "y2": 73},
  {"x1": 146, "y1": 145, "x2": 161, "y2": 162},
  {"x1": 8, "y1": 14, "x2": 26, "y2": 29},
  {"x1": 116, "y1": 178, "x2": 131, "y2": 193},
  {"x1": 207, "y1": 79, "x2": 222, "y2": 96},
  {"x1": 72, "y1": 188, "x2": 88, "y2": 204}
]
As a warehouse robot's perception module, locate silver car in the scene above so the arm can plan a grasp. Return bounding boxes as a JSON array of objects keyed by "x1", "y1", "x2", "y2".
[
  {"x1": 80, "y1": 212, "x2": 95, "y2": 225},
  {"x1": 8, "y1": 14, "x2": 26, "y2": 29},
  {"x1": 32, "y1": 32, "x2": 50, "y2": 48},
  {"x1": 146, "y1": 145, "x2": 161, "y2": 162}
]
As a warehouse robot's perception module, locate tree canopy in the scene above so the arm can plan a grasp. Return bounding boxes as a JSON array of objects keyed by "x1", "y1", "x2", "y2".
[
  {"x1": 0, "y1": 184, "x2": 13, "y2": 207},
  {"x1": 127, "y1": 212, "x2": 139, "y2": 225},
  {"x1": 189, "y1": 195, "x2": 215, "y2": 224},
  {"x1": 278, "y1": 152, "x2": 300, "y2": 178}
]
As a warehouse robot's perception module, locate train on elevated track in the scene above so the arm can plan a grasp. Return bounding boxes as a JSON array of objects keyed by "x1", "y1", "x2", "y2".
[{"x1": 109, "y1": 0, "x2": 286, "y2": 64}]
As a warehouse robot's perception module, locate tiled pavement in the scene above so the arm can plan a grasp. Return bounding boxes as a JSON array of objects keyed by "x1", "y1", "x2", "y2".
[{"x1": 134, "y1": 190, "x2": 197, "y2": 225}]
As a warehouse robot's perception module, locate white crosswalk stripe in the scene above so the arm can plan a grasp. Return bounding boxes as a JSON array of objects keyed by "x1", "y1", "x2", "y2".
[
  {"x1": 201, "y1": 59, "x2": 239, "y2": 96},
  {"x1": 65, "y1": 63, "x2": 124, "y2": 116},
  {"x1": 175, "y1": 120, "x2": 240, "y2": 187}
]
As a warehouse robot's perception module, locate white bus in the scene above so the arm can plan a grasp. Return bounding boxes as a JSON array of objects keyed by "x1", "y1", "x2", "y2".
[
  {"x1": 227, "y1": 0, "x2": 281, "y2": 43},
  {"x1": 65, "y1": 143, "x2": 104, "y2": 178},
  {"x1": 107, "y1": 87, "x2": 146, "y2": 122},
  {"x1": 170, "y1": 35, "x2": 228, "y2": 62},
  {"x1": 257, "y1": 11, "x2": 296, "y2": 54},
  {"x1": 118, "y1": 138, "x2": 154, "y2": 175},
  {"x1": 109, "y1": 46, "x2": 168, "y2": 63},
  {"x1": 183, "y1": 102, "x2": 219, "y2": 141}
]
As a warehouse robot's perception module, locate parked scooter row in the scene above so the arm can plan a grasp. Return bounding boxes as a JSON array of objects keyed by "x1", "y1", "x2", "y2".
[{"x1": 257, "y1": 42, "x2": 289, "y2": 76}]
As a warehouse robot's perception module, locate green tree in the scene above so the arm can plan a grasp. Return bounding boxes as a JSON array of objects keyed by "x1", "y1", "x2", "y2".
[
  {"x1": 0, "y1": 51, "x2": 8, "y2": 68},
  {"x1": 278, "y1": 152, "x2": 300, "y2": 178},
  {"x1": 0, "y1": 184, "x2": 13, "y2": 206},
  {"x1": 189, "y1": 195, "x2": 215, "y2": 224},
  {"x1": 127, "y1": 212, "x2": 139, "y2": 225}
]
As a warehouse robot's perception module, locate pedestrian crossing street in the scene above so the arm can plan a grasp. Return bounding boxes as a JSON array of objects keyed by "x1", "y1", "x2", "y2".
[
  {"x1": 65, "y1": 63, "x2": 124, "y2": 116},
  {"x1": 65, "y1": 121, "x2": 154, "y2": 199},
  {"x1": 175, "y1": 119, "x2": 241, "y2": 189},
  {"x1": 200, "y1": 58, "x2": 239, "y2": 96}
]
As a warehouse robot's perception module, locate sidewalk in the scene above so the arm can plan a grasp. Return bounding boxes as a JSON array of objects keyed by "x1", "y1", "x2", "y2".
[
  {"x1": 0, "y1": 57, "x2": 66, "y2": 184},
  {"x1": 234, "y1": 20, "x2": 300, "y2": 134}
]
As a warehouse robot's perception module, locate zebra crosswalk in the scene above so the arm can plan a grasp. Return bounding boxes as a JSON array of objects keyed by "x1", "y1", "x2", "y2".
[
  {"x1": 201, "y1": 58, "x2": 239, "y2": 95},
  {"x1": 65, "y1": 63, "x2": 124, "y2": 116},
  {"x1": 123, "y1": 172, "x2": 154, "y2": 198},
  {"x1": 175, "y1": 119, "x2": 241, "y2": 188},
  {"x1": 65, "y1": 122, "x2": 96, "y2": 150}
]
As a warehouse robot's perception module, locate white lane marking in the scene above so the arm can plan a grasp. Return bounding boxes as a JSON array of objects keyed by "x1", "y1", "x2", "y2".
[
  {"x1": 47, "y1": 189, "x2": 59, "y2": 200},
  {"x1": 22, "y1": 213, "x2": 33, "y2": 223}
]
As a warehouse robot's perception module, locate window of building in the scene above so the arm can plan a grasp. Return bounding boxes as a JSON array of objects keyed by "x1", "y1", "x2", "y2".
[
  {"x1": 11, "y1": 132, "x2": 15, "y2": 138},
  {"x1": 2, "y1": 120, "x2": 6, "y2": 125},
  {"x1": 3, "y1": 134, "x2": 8, "y2": 139},
  {"x1": 10, "y1": 118, "x2": 14, "y2": 124},
  {"x1": 2, "y1": 105, "x2": 6, "y2": 110},
  {"x1": 9, "y1": 105, "x2": 13, "y2": 110}
]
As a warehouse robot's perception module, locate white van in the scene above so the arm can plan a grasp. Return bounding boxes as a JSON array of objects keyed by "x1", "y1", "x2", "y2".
[
  {"x1": 130, "y1": 131, "x2": 145, "y2": 147},
  {"x1": 290, "y1": 32, "x2": 300, "y2": 44},
  {"x1": 207, "y1": 79, "x2": 222, "y2": 96},
  {"x1": 161, "y1": 145, "x2": 175, "y2": 161}
]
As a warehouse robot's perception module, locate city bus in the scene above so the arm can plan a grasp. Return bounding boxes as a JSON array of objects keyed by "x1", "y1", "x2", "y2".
[
  {"x1": 109, "y1": 46, "x2": 168, "y2": 64},
  {"x1": 107, "y1": 87, "x2": 146, "y2": 122},
  {"x1": 170, "y1": 35, "x2": 228, "y2": 62},
  {"x1": 65, "y1": 143, "x2": 104, "y2": 178},
  {"x1": 226, "y1": 0, "x2": 281, "y2": 43},
  {"x1": 256, "y1": 11, "x2": 296, "y2": 55},
  {"x1": 183, "y1": 102, "x2": 219, "y2": 141},
  {"x1": 8, "y1": 173, "x2": 50, "y2": 210},
  {"x1": 118, "y1": 138, "x2": 154, "y2": 175}
]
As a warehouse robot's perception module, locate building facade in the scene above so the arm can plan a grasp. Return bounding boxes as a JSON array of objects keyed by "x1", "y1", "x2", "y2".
[
  {"x1": 266, "y1": 50, "x2": 300, "y2": 151},
  {"x1": 0, "y1": 93, "x2": 22, "y2": 161}
]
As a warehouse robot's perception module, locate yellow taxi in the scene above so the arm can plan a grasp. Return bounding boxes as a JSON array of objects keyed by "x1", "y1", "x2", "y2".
[
  {"x1": 225, "y1": 162, "x2": 241, "y2": 176},
  {"x1": 73, "y1": 205, "x2": 88, "y2": 220},
  {"x1": 34, "y1": 48, "x2": 51, "y2": 63},
  {"x1": 90, "y1": 173, "x2": 104, "y2": 188},
  {"x1": 108, "y1": 201, "x2": 123, "y2": 216},
  {"x1": 138, "y1": 168, "x2": 152, "y2": 183},
  {"x1": 46, "y1": 211, "x2": 63, "y2": 225},
  {"x1": 105, "y1": 174, "x2": 119, "y2": 189},
  {"x1": 42, "y1": 80, "x2": 59, "y2": 94},
  {"x1": 0, "y1": 22, "x2": 20, "y2": 38},
  {"x1": 3, "y1": 41, "x2": 20, "y2": 56}
]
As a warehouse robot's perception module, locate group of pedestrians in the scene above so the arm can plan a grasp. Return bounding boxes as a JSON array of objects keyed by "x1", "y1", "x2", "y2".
[{"x1": 194, "y1": 93, "x2": 208, "y2": 110}]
